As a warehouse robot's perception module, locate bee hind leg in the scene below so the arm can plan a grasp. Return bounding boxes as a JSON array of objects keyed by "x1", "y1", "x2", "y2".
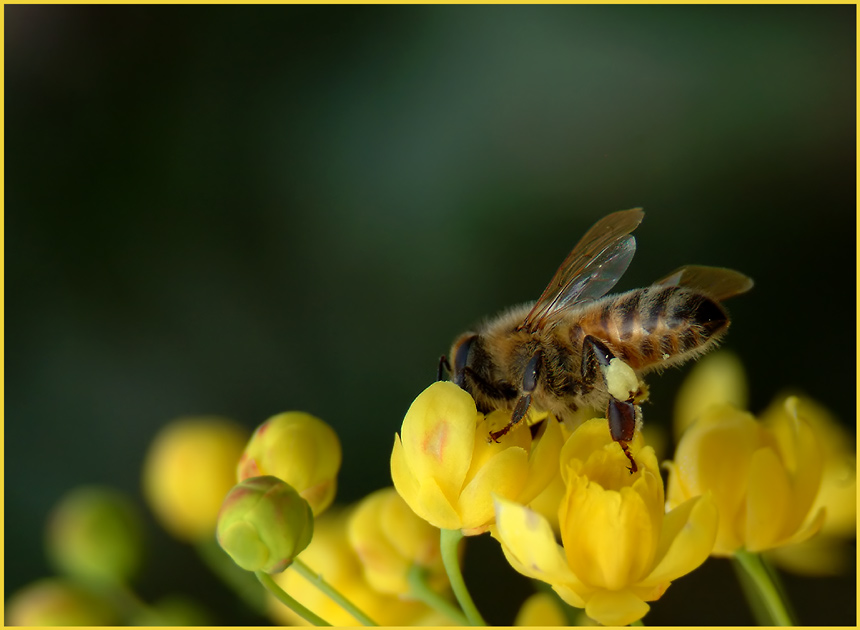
[
  {"x1": 582, "y1": 335, "x2": 640, "y2": 474},
  {"x1": 607, "y1": 398, "x2": 638, "y2": 473}
]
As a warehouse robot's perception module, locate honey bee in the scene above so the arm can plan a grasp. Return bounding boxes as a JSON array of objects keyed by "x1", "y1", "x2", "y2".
[{"x1": 440, "y1": 208, "x2": 753, "y2": 472}]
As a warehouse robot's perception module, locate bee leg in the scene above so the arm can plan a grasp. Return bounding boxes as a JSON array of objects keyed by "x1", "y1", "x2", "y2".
[
  {"x1": 437, "y1": 355, "x2": 451, "y2": 382},
  {"x1": 488, "y1": 394, "x2": 531, "y2": 443},
  {"x1": 581, "y1": 335, "x2": 615, "y2": 386},
  {"x1": 583, "y1": 336, "x2": 640, "y2": 474},
  {"x1": 607, "y1": 398, "x2": 638, "y2": 474}
]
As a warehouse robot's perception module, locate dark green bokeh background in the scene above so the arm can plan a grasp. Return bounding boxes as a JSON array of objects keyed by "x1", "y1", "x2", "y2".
[{"x1": 6, "y1": 5, "x2": 855, "y2": 625}]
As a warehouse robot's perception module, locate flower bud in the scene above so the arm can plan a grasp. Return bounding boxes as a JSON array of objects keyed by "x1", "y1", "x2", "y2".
[
  {"x1": 216, "y1": 476, "x2": 314, "y2": 574},
  {"x1": 237, "y1": 412, "x2": 341, "y2": 516},
  {"x1": 347, "y1": 487, "x2": 447, "y2": 596},
  {"x1": 143, "y1": 416, "x2": 248, "y2": 541},
  {"x1": 5, "y1": 578, "x2": 117, "y2": 626},
  {"x1": 46, "y1": 486, "x2": 143, "y2": 584}
]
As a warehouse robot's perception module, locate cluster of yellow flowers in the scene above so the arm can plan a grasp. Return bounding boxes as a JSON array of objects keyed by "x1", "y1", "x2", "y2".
[{"x1": 7, "y1": 351, "x2": 853, "y2": 626}]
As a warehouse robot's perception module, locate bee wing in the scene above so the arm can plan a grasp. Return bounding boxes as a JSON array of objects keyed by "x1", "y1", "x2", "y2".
[
  {"x1": 520, "y1": 208, "x2": 644, "y2": 331},
  {"x1": 655, "y1": 265, "x2": 754, "y2": 301}
]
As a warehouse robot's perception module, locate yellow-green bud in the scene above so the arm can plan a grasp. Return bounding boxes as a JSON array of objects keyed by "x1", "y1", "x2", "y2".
[
  {"x1": 216, "y1": 476, "x2": 314, "y2": 574},
  {"x1": 237, "y1": 412, "x2": 341, "y2": 516},
  {"x1": 45, "y1": 486, "x2": 143, "y2": 584},
  {"x1": 5, "y1": 578, "x2": 117, "y2": 626}
]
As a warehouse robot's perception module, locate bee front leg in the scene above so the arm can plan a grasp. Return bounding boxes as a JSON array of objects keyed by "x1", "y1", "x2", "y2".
[
  {"x1": 488, "y1": 394, "x2": 531, "y2": 443},
  {"x1": 437, "y1": 355, "x2": 451, "y2": 382}
]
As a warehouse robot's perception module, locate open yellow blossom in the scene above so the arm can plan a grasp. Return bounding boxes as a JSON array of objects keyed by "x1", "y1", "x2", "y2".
[
  {"x1": 391, "y1": 381, "x2": 563, "y2": 535},
  {"x1": 347, "y1": 487, "x2": 449, "y2": 596},
  {"x1": 237, "y1": 412, "x2": 341, "y2": 516},
  {"x1": 666, "y1": 397, "x2": 825, "y2": 556},
  {"x1": 762, "y1": 395, "x2": 855, "y2": 575},
  {"x1": 494, "y1": 418, "x2": 718, "y2": 626},
  {"x1": 673, "y1": 350, "x2": 748, "y2": 440}
]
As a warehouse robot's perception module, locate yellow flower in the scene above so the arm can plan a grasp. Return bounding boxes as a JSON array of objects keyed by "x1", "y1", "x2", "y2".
[
  {"x1": 673, "y1": 350, "x2": 748, "y2": 441},
  {"x1": 514, "y1": 592, "x2": 568, "y2": 626},
  {"x1": 391, "y1": 381, "x2": 563, "y2": 535},
  {"x1": 237, "y1": 412, "x2": 341, "y2": 516},
  {"x1": 494, "y1": 418, "x2": 718, "y2": 627},
  {"x1": 45, "y1": 486, "x2": 143, "y2": 584},
  {"x1": 216, "y1": 476, "x2": 314, "y2": 574},
  {"x1": 347, "y1": 487, "x2": 448, "y2": 596},
  {"x1": 267, "y1": 508, "x2": 439, "y2": 626},
  {"x1": 763, "y1": 396, "x2": 856, "y2": 575},
  {"x1": 5, "y1": 578, "x2": 117, "y2": 626},
  {"x1": 666, "y1": 397, "x2": 825, "y2": 556},
  {"x1": 142, "y1": 416, "x2": 248, "y2": 541}
]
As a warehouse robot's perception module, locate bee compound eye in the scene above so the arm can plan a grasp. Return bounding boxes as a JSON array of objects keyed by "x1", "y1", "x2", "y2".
[
  {"x1": 451, "y1": 333, "x2": 477, "y2": 387},
  {"x1": 522, "y1": 350, "x2": 542, "y2": 393}
]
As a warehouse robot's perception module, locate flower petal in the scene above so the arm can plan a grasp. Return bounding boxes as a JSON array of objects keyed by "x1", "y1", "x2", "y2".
[
  {"x1": 561, "y1": 473, "x2": 656, "y2": 590},
  {"x1": 584, "y1": 589, "x2": 650, "y2": 627},
  {"x1": 673, "y1": 351, "x2": 748, "y2": 440},
  {"x1": 399, "y1": 382, "x2": 476, "y2": 504},
  {"x1": 640, "y1": 492, "x2": 718, "y2": 587},
  {"x1": 745, "y1": 446, "x2": 791, "y2": 552},
  {"x1": 519, "y1": 416, "x2": 564, "y2": 504},
  {"x1": 391, "y1": 435, "x2": 461, "y2": 530},
  {"x1": 493, "y1": 496, "x2": 576, "y2": 585},
  {"x1": 458, "y1": 447, "x2": 529, "y2": 532},
  {"x1": 670, "y1": 405, "x2": 760, "y2": 554}
]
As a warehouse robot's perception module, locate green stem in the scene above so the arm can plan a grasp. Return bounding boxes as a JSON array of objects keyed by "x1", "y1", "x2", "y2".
[
  {"x1": 407, "y1": 564, "x2": 469, "y2": 625},
  {"x1": 255, "y1": 571, "x2": 331, "y2": 626},
  {"x1": 440, "y1": 528, "x2": 486, "y2": 626},
  {"x1": 195, "y1": 539, "x2": 267, "y2": 613},
  {"x1": 732, "y1": 550, "x2": 795, "y2": 626},
  {"x1": 291, "y1": 558, "x2": 378, "y2": 626}
]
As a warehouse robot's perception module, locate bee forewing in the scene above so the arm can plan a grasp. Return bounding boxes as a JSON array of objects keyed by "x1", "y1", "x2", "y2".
[
  {"x1": 520, "y1": 208, "x2": 644, "y2": 331},
  {"x1": 654, "y1": 265, "x2": 754, "y2": 301}
]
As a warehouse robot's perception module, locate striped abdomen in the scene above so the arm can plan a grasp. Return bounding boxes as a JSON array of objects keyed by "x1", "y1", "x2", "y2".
[{"x1": 574, "y1": 286, "x2": 729, "y2": 371}]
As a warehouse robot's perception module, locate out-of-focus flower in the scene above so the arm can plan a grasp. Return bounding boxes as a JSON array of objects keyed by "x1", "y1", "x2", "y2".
[
  {"x1": 268, "y1": 508, "x2": 438, "y2": 626},
  {"x1": 673, "y1": 350, "x2": 748, "y2": 440},
  {"x1": 216, "y1": 476, "x2": 314, "y2": 574},
  {"x1": 494, "y1": 418, "x2": 717, "y2": 627},
  {"x1": 5, "y1": 578, "x2": 117, "y2": 626},
  {"x1": 237, "y1": 412, "x2": 341, "y2": 516},
  {"x1": 347, "y1": 487, "x2": 448, "y2": 596},
  {"x1": 391, "y1": 381, "x2": 563, "y2": 535},
  {"x1": 666, "y1": 397, "x2": 825, "y2": 556},
  {"x1": 45, "y1": 486, "x2": 143, "y2": 585},
  {"x1": 514, "y1": 592, "x2": 568, "y2": 626},
  {"x1": 763, "y1": 396, "x2": 856, "y2": 575},
  {"x1": 143, "y1": 416, "x2": 248, "y2": 541},
  {"x1": 130, "y1": 595, "x2": 211, "y2": 626}
]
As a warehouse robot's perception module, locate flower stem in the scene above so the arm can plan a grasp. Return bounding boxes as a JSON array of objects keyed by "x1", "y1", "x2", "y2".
[
  {"x1": 195, "y1": 539, "x2": 267, "y2": 613},
  {"x1": 407, "y1": 564, "x2": 469, "y2": 625},
  {"x1": 255, "y1": 571, "x2": 331, "y2": 626},
  {"x1": 291, "y1": 558, "x2": 379, "y2": 626},
  {"x1": 732, "y1": 550, "x2": 795, "y2": 626},
  {"x1": 440, "y1": 528, "x2": 486, "y2": 626}
]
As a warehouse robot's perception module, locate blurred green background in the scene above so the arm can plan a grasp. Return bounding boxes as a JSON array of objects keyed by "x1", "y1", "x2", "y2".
[{"x1": 6, "y1": 4, "x2": 855, "y2": 625}]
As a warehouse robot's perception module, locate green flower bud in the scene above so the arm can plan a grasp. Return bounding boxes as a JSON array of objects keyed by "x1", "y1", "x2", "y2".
[
  {"x1": 216, "y1": 476, "x2": 314, "y2": 574},
  {"x1": 45, "y1": 486, "x2": 143, "y2": 584}
]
